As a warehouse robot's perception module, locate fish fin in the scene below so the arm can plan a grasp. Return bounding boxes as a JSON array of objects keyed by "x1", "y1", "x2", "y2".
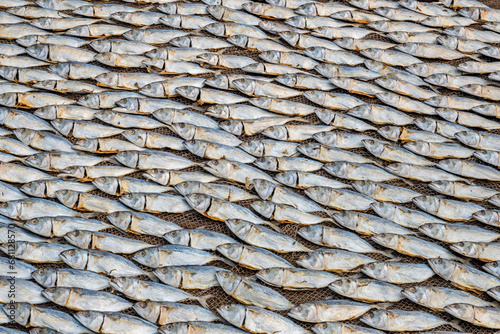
[
  {"x1": 292, "y1": 117, "x2": 310, "y2": 123},
  {"x1": 244, "y1": 177, "x2": 254, "y2": 190},
  {"x1": 197, "y1": 294, "x2": 213, "y2": 309},
  {"x1": 217, "y1": 255, "x2": 236, "y2": 267},
  {"x1": 375, "y1": 302, "x2": 393, "y2": 309},
  {"x1": 146, "y1": 271, "x2": 159, "y2": 282},
  {"x1": 448, "y1": 319, "x2": 464, "y2": 332}
]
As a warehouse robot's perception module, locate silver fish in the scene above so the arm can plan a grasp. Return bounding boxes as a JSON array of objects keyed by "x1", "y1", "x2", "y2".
[
  {"x1": 164, "y1": 229, "x2": 236, "y2": 251},
  {"x1": 133, "y1": 245, "x2": 230, "y2": 268},
  {"x1": 21, "y1": 179, "x2": 95, "y2": 198},
  {"x1": 330, "y1": 278, "x2": 404, "y2": 303},
  {"x1": 65, "y1": 230, "x2": 152, "y2": 254},
  {"x1": 333, "y1": 210, "x2": 413, "y2": 235},
  {"x1": 353, "y1": 181, "x2": 421, "y2": 203},
  {"x1": 348, "y1": 104, "x2": 414, "y2": 126},
  {"x1": 297, "y1": 249, "x2": 376, "y2": 273},
  {"x1": 0, "y1": 241, "x2": 75, "y2": 263},
  {"x1": 107, "y1": 211, "x2": 179, "y2": 237},
  {"x1": 289, "y1": 300, "x2": 388, "y2": 323},
  {"x1": 32, "y1": 267, "x2": 110, "y2": 290},
  {"x1": 154, "y1": 265, "x2": 229, "y2": 290},
  {"x1": 42, "y1": 287, "x2": 132, "y2": 312},
  {"x1": 134, "y1": 301, "x2": 220, "y2": 325},
  {"x1": 74, "y1": 311, "x2": 158, "y2": 334},
  {"x1": 24, "y1": 216, "x2": 110, "y2": 238},
  {"x1": 323, "y1": 161, "x2": 400, "y2": 182},
  {"x1": 451, "y1": 241, "x2": 500, "y2": 262},
  {"x1": 0, "y1": 276, "x2": 47, "y2": 304},
  {"x1": 119, "y1": 192, "x2": 190, "y2": 213},
  {"x1": 361, "y1": 261, "x2": 435, "y2": 284},
  {"x1": 251, "y1": 200, "x2": 334, "y2": 226}
]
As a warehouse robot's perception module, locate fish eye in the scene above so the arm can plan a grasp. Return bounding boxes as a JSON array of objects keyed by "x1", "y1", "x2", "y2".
[
  {"x1": 0, "y1": 202, "x2": 7, "y2": 207},
  {"x1": 213, "y1": 161, "x2": 219, "y2": 165},
  {"x1": 457, "y1": 242, "x2": 464, "y2": 247},
  {"x1": 368, "y1": 264, "x2": 375, "y2": 269},
  {"x1": 436, "y1": 259, "x2": 443, "y2": 264},
  {"x1": 225, "y1": 305, "x2": 231, "y2": 310},
  {"x1": 179, "y1": 123, "x2": 185, "y2": 128},
  {"x1": 139, "y1": 301, "x2": 147, "y2": 308},
  {"x1": 30, "y1": 220, "x2": 38, "y2": 224},
  {"x1": 74, "y1": 231, "x2": 79, "y2": 236},
  {"x1": 335, "y1": 280, "x2": 342, "y2": 285},
  {"x1": 68, "y1": 250, "x2": 75, "y2": 256},
  {"x1": 139, "y1": 251, "x2": 146, "y2": 257},
  {"x1": 37, "y1": 269, "x2": 45, "y2": 275},
  {"x1": 165, "y1": 324, "x2": 173, "y2": 330},
  {"x1": 320, "y1": 323, "x2": 327, "y2": 329},
  {"x1": 409, "y1": 287, "x2": 416, "y2": 293},
  {"x1": 492, "y1": 262, "x2": 498, "y2": 268},
  {"x1": 170, "y1": 231, "x2": 177, "y2": 236}
]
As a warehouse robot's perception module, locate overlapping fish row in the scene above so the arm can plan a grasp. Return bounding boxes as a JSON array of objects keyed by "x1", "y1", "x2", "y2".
[{"x1": 1, "y1": 0, "x2": 500, "y2": 333}]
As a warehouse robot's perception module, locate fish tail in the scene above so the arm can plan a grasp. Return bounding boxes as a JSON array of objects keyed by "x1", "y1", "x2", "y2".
[
  {"x1": 375, "y1": 302, "x2": 393, "y2": 310},
  {"x1": 146, "y1": 271, "x2": 159, "y2": 282},
  {"x1": 196, "y1": 294, "x2": 214, "y2": 309},
  {"x1": 217, "y1": 255, "x2": 236, "y2": 267},
  {"x1": 448, "y1": 319, "x2": 464, "y2": 332},
  {"x1": 378, "y1": 249, "x2": 397, "y2": 259},
  {"x1": 292, "y1": 117, "x2": 310, "y2": 123}
]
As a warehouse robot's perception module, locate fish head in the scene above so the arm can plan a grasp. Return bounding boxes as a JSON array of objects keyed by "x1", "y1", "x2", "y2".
[
  {"x1": 249, "y1": 97, "x2": 271, "y2": 111},
  {"x1": 324, "y1": 161, "x2": 348, "y2": 178},
  {"x1": 349, "y1": 0, "x2": 369, "y2": 9},
  {"x1": 25, "y1": 153, "x2": 51, "y2": 171},
  {"x1": 278, "y1": 31, "x2": 299, "y2": 46},
  {"x1": 311, "y1": 27, "x2": 331, "y2": 38},
  {"x1": 375, "y1": 76, "x2": 397, "y2": 90},
  {"x1": 351, "y1": 181, "x2": 374, "y2": 197},
  {"x1": 478, "y1": 46, "x2": 499, "y2": 58},
  {"x1": 163, "y1": 229, "x2": 190, "y2": 246},
  {"x1": 133, "y1": 247, "x2": 159, "y2": 267},
  {"x1": 92, "y1": 177, "x2": 119, "y2": 195},
  {"x1": 215, "y1": 268, "x2": 242, "y2": 294},
  {"x1": 427, "y1": 258, "x2": 455, "y2": 279},
  {"x1": 203, "y1": 159, "x2": 234, "y2": 178},
  {"x1": 329, "y1": 278, "x2": 358, "y2": 296},
  {"x1": 419, "y1": 223, "x2": 447, "y2": 241},
  {"x1": 123, "y1": 29, "x2": 145, "y2": 42},
  {"x1": 143, "y1": 169, "x2": 169, "y2": 185},
  {"x1": 304, "y1": 186, "x2": 331, "y2": 205},
  {"x1": 106, "y1": 211, "x2": 132, "y2": 232},
  {"x1": 275, "y1": 74, "x2": 297, "y2": 87},
  {"x1": 160, "y1": 15, "x2": 181, "y2": 28},
  {"x1": 31, "y1": 17, "x2": 55, "y2": 30},
  {"x1": 73, "y1": 4, "x2": 95, "y2": 16},
  {"x1": 60, "y1": 248, "x2": 88, "y2": 269},
  {"x1": 23, "y1": 217, "x2": 52, "y2": 237},
  {"x1": 360, "y1": 310, "x2": 387, "y2": 329},
  {"x1": 304, "y1": 90, "x2": 326, "y2": 105},
  {"x1": 436, "y1": 159, "x2": 462, "y2": 174},
  {"x1": 171, "y1": 122, "x2": 197, "y2": 140},
  {"x1": 184, "y1": 193, "x2": 211, "y2": 212},
  {"x1": 437, "y1": 35, "x2": 458, "y2": 49},
  {"x1": 42, "y1": 287, "x2": 70, "y2": 304},
  {"x1": 313, "y1": 322, "x2": 342, "y2": 334},
  {"x1": 454, "y1": 131, "x2": 479, "y2": 147},
  {"x1": 154, "y1": 266, "x2": 182, "y2": 287},
  {"x1": 0, "y1": 92, "x2": 17, "y2": 107},
  {"x1": 449, "y1": 241, "x2": 479, "y2": 259},
  {"x1": 116, "y1": 98, "x2": 139, "y2": 113},
  {"x1": 251, "y1": 178, "x2": 275, "y2": 199},
  {"x1": 205, "y1": 75, "x2": 230, "y2": 90},
  {"x1": 13, "y1": 128, "x2": 37, "y2": 145},
  {"x1": 227, "y1": 34, "x2": 248, "y2": 47},
  {"x1": 362, "y1": 139, "x2": 384, "y2": 156},
  {"x1": 250, "y1": 200, "x2": 274, "y2": 218},
  {"x1": 332, "y1": 10, "x2": 355, "y2": 21},
  {"x1": 110, "y1": 276, "x2": 138, "y2": 295},
  {"x1": 225, "y1": 219, "x2": 252, "y2": 236},
  {"x1": 89, "y1": 39, "x2": 110, "y2": 53},
  {"x1": 296, "y1": 251, "x2": 324, "y2": 270},
  {"x1": 444, "y1": 26, "x2": 465, "y2": 38},
  {"x1": 414, "y1": 117, "x2": 436, "y2": 132},
  {"x1": 297, "y1": 224, "x2": 323, "y2": 244},
  {"x1": 55, "y1": 189, "x2": 79, "y2": 208},
  {"x1": 370, "y1": 202, "x2": 396, "y2": 220},
  {"x1": 458, "y1": 7, "x2": 478, "y2": 20},
  {"x1": 2, "y1": 302, "x2": 31, "y2": 326},
  {"x1": 114, "y1": 150, "x2": 139, "y2": 168},
  {"x1": 204, "y1": 23, "x2": 225, "y2": 36},
  {"x1": 207, "y1": 5, "x2": 225, "y2": 19},
  {"x1": 405, "y1": 63, "x2": 429, "y2": 77},
  {"x1": 122, "y1": 129, "x2": 147, "y2": 147},
  {"x1": 74, "y1": 311, "x2": 104, "y2": 332},
  {"x1": 483, "y1": 261, "x2": 500, "y2": 277},
  {"x1": 94, "y1": 52, "x2": 118, "y2": 66},
  {"x1": 259, "y1": 51, "x2": 280, "y2": 64},
  {"x1": 34, "y1": 106, "x2": 57, "y2": 120},
  {"x1": 363, "y1": 60, "x2": 385, "y2": 73},
  {"x1": 140, "y1": 82, "x2": 164, "y2": 97},
  {"x1": 183, "y1": 139, "x2": 207, "y2": 157},
  {"x1": 133, "y1": 301, "x2": 160, "y2": 323},
  {"x1": 274, "y1": 171, "x2": 298, "y2": 187},
  {"x1": 444, "y1": 303, "x2": 475, "y2": 322},
  {"x1": 119, "y1": 193, "x2": 145, "y2": 211},
  {"x1": 31, "y1": 267, "x2": 57, "y2": 287},
  {"x1": 361, "y1": 262, "x2": 387, "y2": 281},
  {"x1": 205, "y1": 105, "x2": 230, "y2": 120},
  {"x1": 377, "y1": 126, "x2": 401, "y2": 142},
  {"x1": 295, "y1": 3, "x2": 316, "y2": 16},
  {"x1": 217, "y1": 304, "x2": 245, "y2": 327},
  {"x1": 333, "y1": 211, "x2": 361, "y2": 230},
  {"x1": 315, "y1": 108, "x2": 334, "y2": 124},
  {"x1": 285, "y1": 16, "x2": 306, "y2": 29},
  {"x1": 372, "y1": 233, "x2": 399, "y2": 249},
  {"x1": 27, "y1": 44, "x2": 49, "y2": 60},
  {"x1": 66, "y1": 25, "x2": 91, "y2": 37},
  {"x1": 336, "y1": 38, "x2": 358, "y2": 52},
  {"x1": 262, "y1": 125, "x2": 287, "y2": 141},
  {"x1": 175, "y1": 86, "x2": 200, "y2": 101},
  {"x1": 474, "y1": 150, "x2": 497, "y2": 166},
  {"x1": 77, "y1": 93, "x2": 100, "y2": 108},
  {"x1": 159, "y1": 322, "x2": 190, "y2": 334},
  {"x1": 16, "y1": 35, "x2": 39, "y2": 47},
  {"x1": 0, "y1": 66, "x2": 17, "y2": 81},
  {"x1": 219, "y1": 119, "x2": 242, "y2": 136},
  {"x1": 460, "y1": 84, "x2": 482, "y2": 96},
  {"x1": 174, "y1": 181, "x2": 199, "y2": 197},
  {"x1": 73, "y1": 139, "x2": 98, "y2": 152},
  {"x1": 47, "y1": 62, "x2": 70, "y2": 78},
  {"x1": 425, "y1": 74, "x2": 448, "y2": 87},
  {"x1": 195, "y1": 53, "x2": 218, "y2": 66},
  {"x1": 20, "y1": 180, "x2": 46, "y2": 197},
  {"x1": 413, "y1": 196, "x2": 439, "y2": 213},
  {"x1": 404, "y1": 140, "x2": 429, "y2": 156},
  {"x1": 111, "y1": 11, "x2": 132, "y2": 22},
  {"x1": 428, "y1": 180, "x2": 454, "y2": 195},
  {"x1": 95, "y1": 73, "x2": 118, "y2": 88},
  {"x1": 58, "y1": 166, "x2": 85, "y2": 179},
  {"x1": 232, "y1": 78, "x2": 255, "y2": 95},
  {"x1": 288, "y1": 302, "x2": 318, "y2": 322},
  {"x1": 329, "y1": 77, "x2": 351, "y2": 89},
  {"x1": 367, "y1": 21, "x2": 388, "y2": 32},
  {"x1": 170, "y1": 36, "x2": 191, "y2": 48},
  {"x1": 238, "y1": 140, "x2": 263, "y2": 156},
  {"x1": 387, "y1": 32, "x2": 409, "y2": 43},
  {"x1": 256, "y1": 267, "x2": 284, "y2": 286},
  {"x1": 33, "y1": 80, "x2": 57, "y2": 91}
]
